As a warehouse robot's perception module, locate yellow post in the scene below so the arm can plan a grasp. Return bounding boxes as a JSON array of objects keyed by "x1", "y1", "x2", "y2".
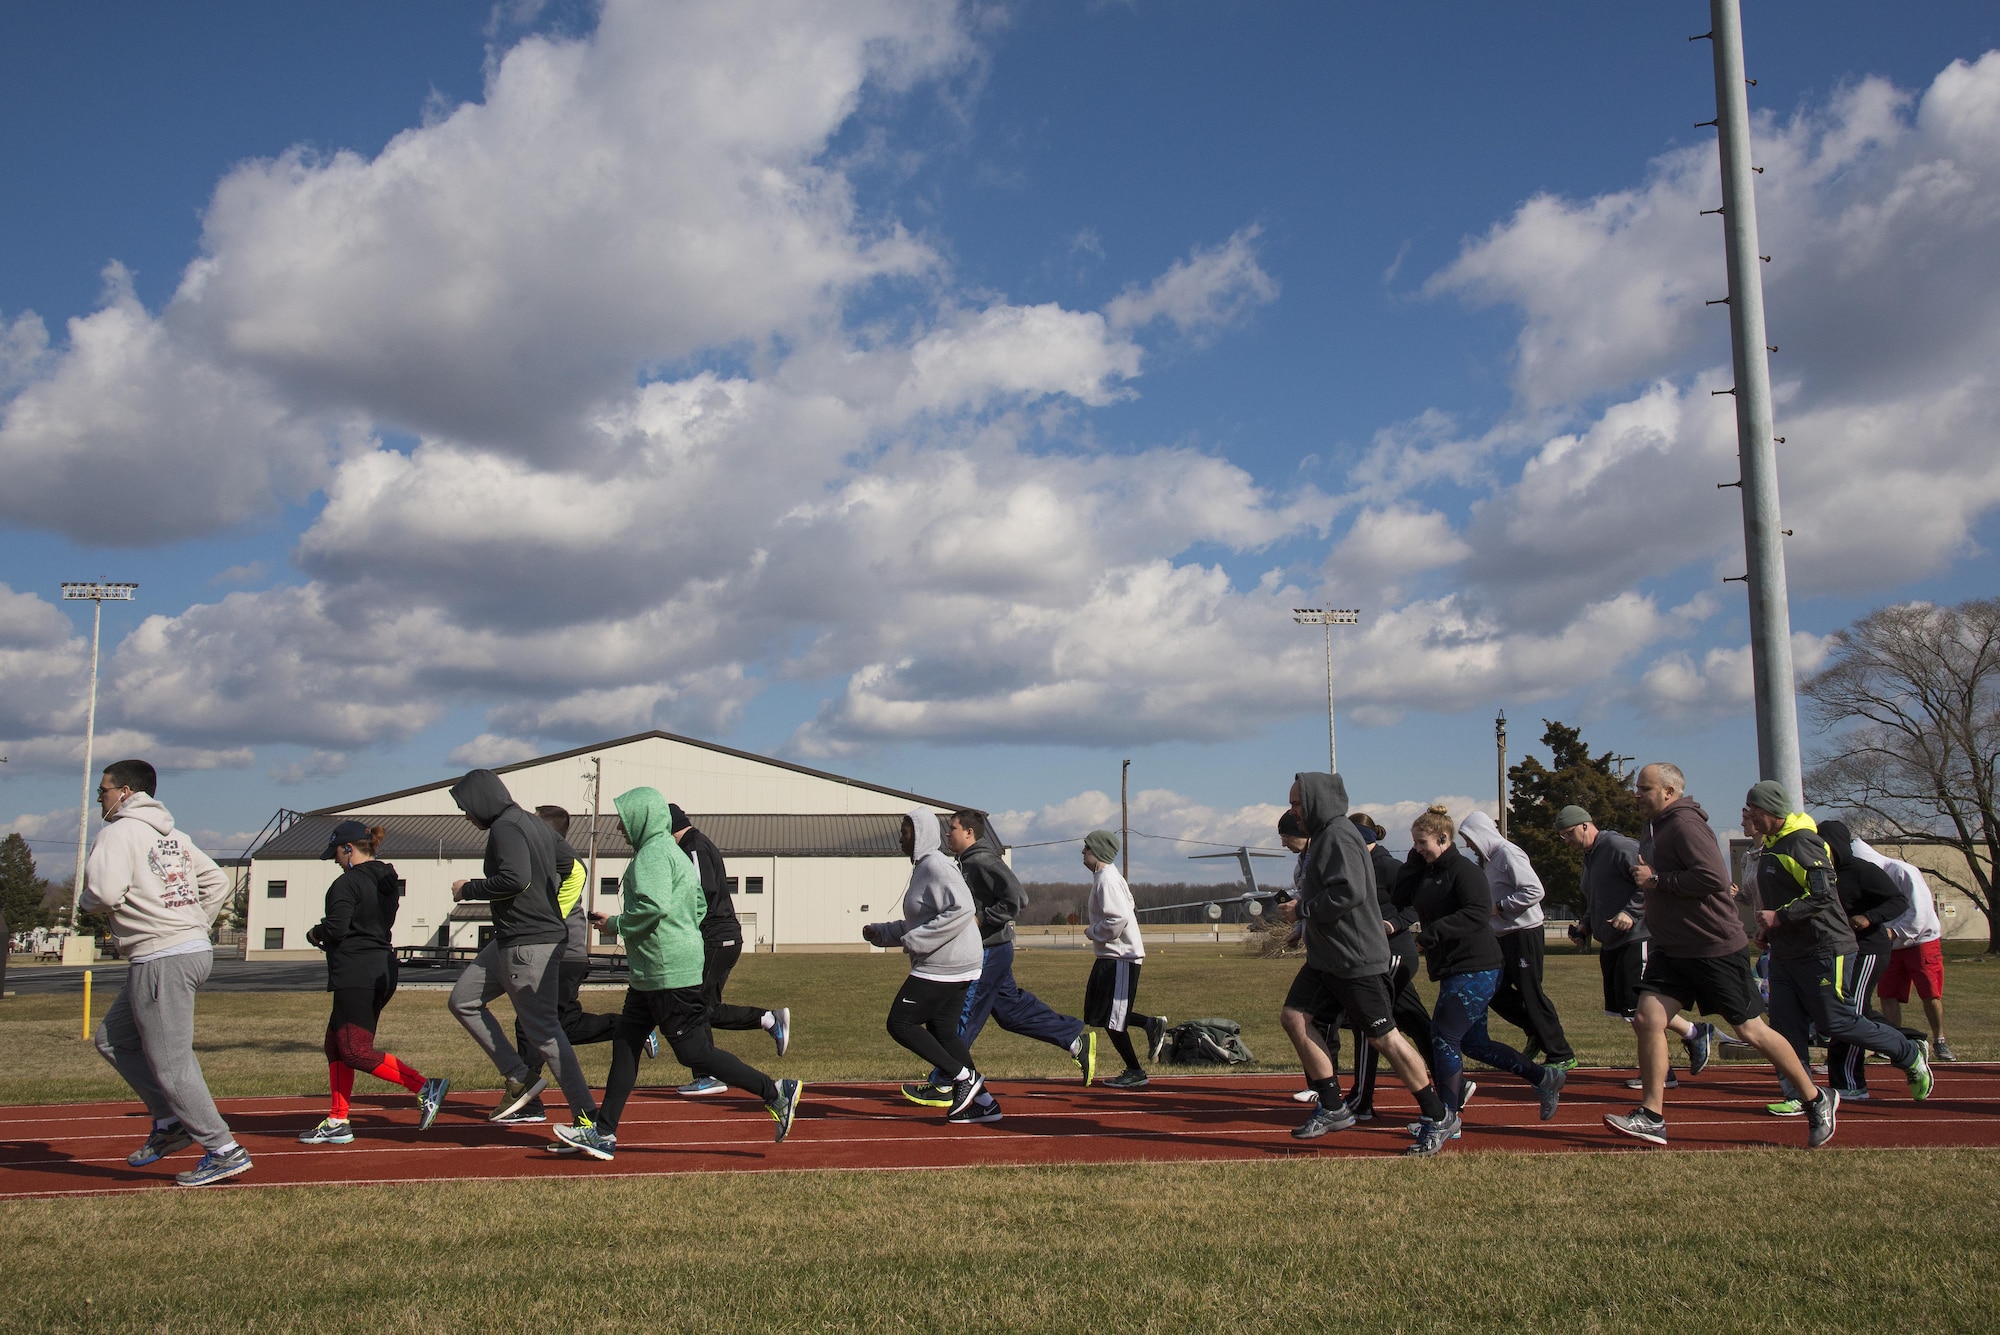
[{"x1": 82, "y1": 969, "x2": 92, "y2": 1041}]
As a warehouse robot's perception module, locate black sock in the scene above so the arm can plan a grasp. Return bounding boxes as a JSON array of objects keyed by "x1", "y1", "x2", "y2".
[
  {"x1": 1415, "y1": 1085, "x2": 1446, "y2": 1121},
  {"x1": 1310, "y1": 1077, "x2": 1342, "y2": 1103},
  {"x1": 1108, "y1": 1028, "x2": 1141, "y2": 1069}
]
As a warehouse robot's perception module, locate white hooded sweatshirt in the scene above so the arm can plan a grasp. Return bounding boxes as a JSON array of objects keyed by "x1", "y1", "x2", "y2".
[
  {"x1": 1852, "y1": 837, "x2": 1943, "y2": 946},
  {"x1": 80, "y1": 793, "x2": 229, "y2": 960},
  {"x1": 1458, "y1": 810, "x2": 1545, "y2": 935},
  {"x1": 1085, "y1": 860, "x2": 1145, "y2": 960}
]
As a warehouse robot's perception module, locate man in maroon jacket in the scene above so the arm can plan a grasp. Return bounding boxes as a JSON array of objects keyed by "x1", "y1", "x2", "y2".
[{"x1": 1603, "y1": 763, "x2": 1836, "y2": 1149}]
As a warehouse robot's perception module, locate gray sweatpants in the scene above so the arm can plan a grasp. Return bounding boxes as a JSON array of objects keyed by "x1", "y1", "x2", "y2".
[
  {"x1": 448, "y1": 939, "x2": 597, "y2": 1117},
  {"x1": 94, "y1": 949, "x2": 234, "y2": 1152}
]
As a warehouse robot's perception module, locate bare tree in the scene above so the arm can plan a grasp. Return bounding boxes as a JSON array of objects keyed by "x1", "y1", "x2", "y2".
[{"x1": 1801, "y1": 598, "x2": 2000, "y2": 953}]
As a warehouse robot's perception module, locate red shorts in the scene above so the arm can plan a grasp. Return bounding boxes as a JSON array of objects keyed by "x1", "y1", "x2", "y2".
[{"x1": 1879, "y1": 939, "x2": 1944, "y2": 1002}]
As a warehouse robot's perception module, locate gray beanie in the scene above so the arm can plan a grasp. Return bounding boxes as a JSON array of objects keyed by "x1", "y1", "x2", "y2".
[
  {"x1": 1744, "y1": 780, "x2": 1791, "y2": 818},
  {"x1": 1554, "y1": 805, "x2": 1593, "y2": 831},
  {"x1": 1083, "y1": 829, "x2": 1119, "y2": 863}
]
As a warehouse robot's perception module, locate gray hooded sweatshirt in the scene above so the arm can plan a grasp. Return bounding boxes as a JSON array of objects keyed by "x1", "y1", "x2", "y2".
[
  {"x1": 1578, "y1": 828, "x2": 1646, "y2": 949},
  {"x1": 449, "y1": 768, "x2": 571, "y2": 948},
  {"x1": 1294, "y1": 772, "x2": 1391, "y2": 980},
  {"x1": 866, "y1": 808, "x2": 983, "y2": 982},
  {"x1": 1458, "y1": 810, "x2": 1545, "y2": 935}
]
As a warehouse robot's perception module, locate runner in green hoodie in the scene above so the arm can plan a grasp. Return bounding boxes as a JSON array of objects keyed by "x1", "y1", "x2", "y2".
[{"x1": 553, "y1": 787, "x2": 801, "y2": 1160}]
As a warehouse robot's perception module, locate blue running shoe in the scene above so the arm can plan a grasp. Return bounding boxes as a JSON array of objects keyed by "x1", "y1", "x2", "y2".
[
  {"x1": 175, "y1": 1145, "x2": 252, "y2": 1187},
  {"x1": 644, "y1": 1028, "x2": 660, "y2": 1060},
  {"x1": 1683, "y1": 1021, "x2": 1716, "y2": 1077},
  {"x1": 677, "y1": 1076, "x2": 727, "y2": 1096},
  {"x1": 553, "y1": 1118, "x2": 615, "y2": 1161},
  {"x1": 1405, "y1": 1112, "x2": 1462, "y2": 1157},
  {"x1": 128, "y1": 1122, "x2": 194, "y2": 1167},
  {"x1": 770, "y1": 1007, "x2": 791, "y2": 1058}
]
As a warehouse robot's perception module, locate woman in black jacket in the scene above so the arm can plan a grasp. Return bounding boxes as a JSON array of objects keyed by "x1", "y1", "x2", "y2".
[
  {"x1": 1818, "y1": 819, "x2": 1910, "y2": 1099},
  {"x1": 1399, "y1": 805, "x2": 1564, "y2": 1153},
  {"x1": 301, "y1": 821, "x2": 450, "y2": 1144}
]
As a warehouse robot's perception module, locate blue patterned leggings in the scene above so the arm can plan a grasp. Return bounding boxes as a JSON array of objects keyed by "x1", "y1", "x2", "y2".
[{"x1": 1431, "y1": 968, "x2": 1542, "y2": 1112}]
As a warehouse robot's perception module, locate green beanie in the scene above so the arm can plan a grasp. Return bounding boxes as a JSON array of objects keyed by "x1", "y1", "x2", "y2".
[
  {"x1": 1744, "y1": 780, "x2": 1791, "y2": 818},
  {"x1": 1555, "y1": 805, "x2": 1593, "y2": 831},
  {"x1": 1084, "y1": 829, "x2": 1119, "y2": 863}
]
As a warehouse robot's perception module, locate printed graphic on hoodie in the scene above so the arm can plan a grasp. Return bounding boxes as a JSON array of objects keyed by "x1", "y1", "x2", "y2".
[{"x1": 147, "y1": 840, "x2": 199, "y2": 911}]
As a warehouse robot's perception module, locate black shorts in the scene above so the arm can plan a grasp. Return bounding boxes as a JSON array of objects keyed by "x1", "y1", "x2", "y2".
[
  {"x1": 1637, "y1": 949, "x2": 1764, "y2": 1026},
  {"x1": 1599, "y1": 940, "x2": 1650, "y2": 1019},
  {"x1": 1285, "y1": 964, "x2": 1395, "y2": 1039},
  {"x1": 1084, "y1": 958, "x2": 1142, "y2": 1030}
]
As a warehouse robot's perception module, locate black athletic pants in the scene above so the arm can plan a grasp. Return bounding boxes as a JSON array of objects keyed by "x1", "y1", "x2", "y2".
[
  {"x1": 1349, "y1": 944, "x2": 1434, "y2": 1111},
  {"x1": 887, "y1": 975, "x2": 976, "y2": 1079},
  {"x1": 1825, "y1": 942, "x2": 1894, "y2": 1094},
  {"x1": 598, "y1": 986, "x2": 777, "y2": 1134},
  {"x1": 701, "y1": 938, "x2": 770, "y2": 1030},
  {"x1": 1490, "y1": 929, "x2": 1574, "y2": 1064},
  {"x1": 515, "y1": 956, "x2": 617, "y2": 1076}
]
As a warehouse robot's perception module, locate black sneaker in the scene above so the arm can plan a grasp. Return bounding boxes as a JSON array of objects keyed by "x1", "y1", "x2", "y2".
[
  {"x1": 1624, "y1": 1074, "x2": 1681, "y2": 1090},
  {"x1": 1104, "y1": 1067, "x2": 1150, "y2": 1090},
  {"x1": 1537, "y1": 1065, "x2": 1566, "y2": 1121},
  {"x1": 491, "y1": 1075, "x2": 549, "y2": 1122},
  {"x1": 947, "y1": 1096, "x2": 1004, "y2": 1125},
  {"x1": 493, "y1": 1098, "x2": 547, "y2": 1125},
  {"x1": 900, "y1": 1080, "x2": 952, "y2": 1108},
  {"x1": 766, "y1": 1078, "x2": 803, "y2": 1144},
  {"x1": 1805, "y1": 1088, "x2": 1840, "y2": 1149},
  {"x1": 1682, "y1": 1022, "x2": 1716, "y2": 1076},
  {"x1": 947, "y1": 1072, "x2": 986, "y2": 1119},
  {"x1": 1604, "y1": 1107, "x2": 1667, "y2": 1145}
]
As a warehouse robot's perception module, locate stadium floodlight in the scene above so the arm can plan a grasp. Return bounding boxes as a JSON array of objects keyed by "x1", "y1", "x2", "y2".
[
  {"x1": 1293, "y1": 608, "x2": 1361, "y2": 772},
  {"x1": 61, "y1": 582, "x2": 138, "y2": 927}
]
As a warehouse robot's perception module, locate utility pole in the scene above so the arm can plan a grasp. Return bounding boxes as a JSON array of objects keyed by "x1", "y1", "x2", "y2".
[
  {"x1": 1495, "y1": 709, "x2": 1509, "y2": 839},
  {"x1": 60, "y1": 581, "x2": 136, "y2": 928},
  {"x1": 1293, "y1": 608, "x2": 1360, "y2": 771},
  {"x1": 1120, "y1": 759, "x2": 1130, "y2": 880},
  {"x1": 584, "y1": 756, "x2": 602, "y2": 920},
  {"x1": 1697, "y1": 0, "x2": 1803, "y2": 806}
]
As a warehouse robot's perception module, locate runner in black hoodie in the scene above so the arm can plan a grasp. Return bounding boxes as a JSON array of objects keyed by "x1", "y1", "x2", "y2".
[
  {"x1": 301, "y1": 821, "x2": 449, "y2": 1143},
  {"x1": 1818, "y1": 818, "x2": 1910, "y2": 1099},
  {"x1": 671, "y1": 803, "x2": 791, "y2": 1096},
  {"x1": 446, "y1": 768, "x2": 601, "y2": 1130},
  {"x1": 1344, "y1": 814, "x2": 1432, "y2": 1120}
]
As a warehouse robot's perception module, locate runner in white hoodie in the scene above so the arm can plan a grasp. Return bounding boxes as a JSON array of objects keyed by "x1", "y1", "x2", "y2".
[
  {"x1": 1458, "y1": 811, "x2": 1576, "y2": 1069},
  {"x1": 1081, "y1": 831, "x2": 1165, "y2": 1088},
  {"x1": 1853, "y1": 837, "x2": 1955, "y2": 1060},
  {"x1": 81, "y1": 759, "x2": 249, "y2": 1187}
]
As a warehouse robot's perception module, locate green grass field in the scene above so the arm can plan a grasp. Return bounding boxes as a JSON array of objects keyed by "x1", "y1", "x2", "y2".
[{"x1": 2, "y1": 945, "x2": 1996, "y2": 1332}]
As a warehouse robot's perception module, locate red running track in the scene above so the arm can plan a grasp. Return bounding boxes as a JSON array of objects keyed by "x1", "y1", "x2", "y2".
[{"x1": 3, "y1": 1065, "x2": 1996, "y2": 1200}]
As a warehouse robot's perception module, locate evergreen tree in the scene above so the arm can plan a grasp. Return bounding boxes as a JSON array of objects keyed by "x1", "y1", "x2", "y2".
[
  {"x1": 0, "y1": 833, "x2": 52, "y2": 932},
  {"x1": 1507, "y1": 721, "x2": 1643, "y2": 916}
]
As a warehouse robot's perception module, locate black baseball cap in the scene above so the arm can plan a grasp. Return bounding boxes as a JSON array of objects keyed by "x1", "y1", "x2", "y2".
[{"x1": 321, "y1": 819, "x2": 373, "y2": 859}]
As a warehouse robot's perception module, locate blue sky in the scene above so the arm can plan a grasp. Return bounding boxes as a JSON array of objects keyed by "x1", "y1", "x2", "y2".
[{"x1": 4, "y1": 1, "x2": 1998, "y2": 881}]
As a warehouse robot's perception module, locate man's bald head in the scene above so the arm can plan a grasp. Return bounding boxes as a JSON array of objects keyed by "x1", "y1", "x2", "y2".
[{"x1": 1635, "y1": 763, "x2": 1685, "y2": 817}]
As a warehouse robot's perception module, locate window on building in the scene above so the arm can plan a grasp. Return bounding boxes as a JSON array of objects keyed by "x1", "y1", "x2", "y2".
[
  {"x1": 724, "y1": 877, "x2": 739, "y2": 895},
  {"x1": 266, "y1": 880, "x2": 286, "y2": 899},
  {"x1": 264, "y1": 927, "x2": 285, "y2": 950},
  {"x1": 744, "y1": 876, "x2": 764, "y2": 895},
  {"x1": 396, "y1": 879, "x2": 407, "y2": 894},
  {"x1": 600, "y1": 878, "x2": 620, "y2": 898}
]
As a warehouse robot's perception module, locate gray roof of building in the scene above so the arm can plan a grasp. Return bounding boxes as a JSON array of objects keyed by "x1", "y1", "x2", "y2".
[
  {"x1": 252, "y1": 812, "x2": 945, "y2": 861},
  {"x1": 305, "y1": 729, "x2": 966, "y2": 816}
]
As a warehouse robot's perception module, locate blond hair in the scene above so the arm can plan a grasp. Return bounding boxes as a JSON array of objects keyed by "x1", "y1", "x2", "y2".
[{"x1": 1410, "y1": 802, "x2": 1455, "y2": 845}]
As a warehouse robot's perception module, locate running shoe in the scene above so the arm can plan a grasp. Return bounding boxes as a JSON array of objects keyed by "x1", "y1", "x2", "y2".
[
  {"x1": 900, "y1": 1080, "x2": 952, "y2": 1108},
  {"x1": 1404, "y1": 1112, "x2": 1462, "y2": 1157},
  {"x1": 1934, "y1": 1039, "x2": 1957, "y2": 1062},
  {"x1": 1145, "y1": 1015, "x2": 1170, "y2": 1062},
  {"x1": 770, "y1": 1008, "x2": 791, "y2": 1058},
  {"x1": 1832, "y1": 1087, "x2": 1871, "y2": 1101},
  {"x1": 1624, "y1": 1074, "x2": 1681, "y2": 1090},
  {"x1": 1537, "y1": 1065, "x2": 1566, "y2": 1121},
  {"x1": 1290, "y1": 1088, "x2": 1320, "y2": 1103},
  {"x1": 553, "y1": 1118, "x2": 615, "y2": 1162},
  {"x1": 644, "y1": 1028, "x2": 660, "y2": 1059},
  {"x1": 490, "y1": 1074, "x2": 548, "y2": 1122},
  {"x1": 1805, "y1": 1088, "x2": 1840, "y2": 1149},
  {"x1": 174, "y1": 1145, "x2": 252, "y2": 1187},
  {"x1": 947, "y1": 1072, "x2": 986, "y2": 1119},
  {"x1": 298, "y1": 1118, "x2": 355, "y2": 1145},
  {"x1": 127, "y1": 1122, "x2": 194, "y2": 1167},
  {"x1": 947, "y1": 1096, "x2": 1004, "y2": 1125},
  {"x1": 1548, "y1": 1056, "x2": 1582, "y2": 1073},
  {"x1": 1345, "y1": 1101, "x2": 1375, "y2": 1122},
  {"x1": 1715, "y1": 1029, "x2": 1754, "y2": 1049},
  {"x1": 1603, "y1": 1107, "x2": 1667, "y2": 1146},
  {"x1": 417, "y1": 1076, "x2": 450, "y2": 1130},
  {"x1": 1460, "y1": 1080, "x2": 1477, "y2": 1110},
  {"x1": 1072, "y1": 1030, "x2": 1098, "y2": 1086},
  {"x1": 1683, "y1": 1021, "x2": 1716, "y2": 1076},
  {"x1": 1104, "y1": 1068, "x2": 1150, "y2": 1090},
  {"x1": 677, "y1": 1076, "x2": 727, "y2": 1097},
  {"x1": 767, "y1": 1078, "x2": 803, "y2": 1143},
  {"x1": 1765, "y1": 1098, "x2": 1805, "y2": 1117},
  {"x1": 494, "y1": 1099, "x2": 547, "y2": 1124},
  {"x1": 1291, "y1": 1103, "x2": 1356, "y2": 1139},
  {"x1": 1405, "y1": 1117, "x2": 1463, "y2": 1140},
  {"x1": 1906, "y1": 1041, "x2": 1935, "y2": 1101}
]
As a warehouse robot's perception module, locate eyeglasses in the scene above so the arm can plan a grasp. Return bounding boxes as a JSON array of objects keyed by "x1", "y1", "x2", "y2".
[{"x1": 96, "y1": 785, "x2": 128, "y2": 798}]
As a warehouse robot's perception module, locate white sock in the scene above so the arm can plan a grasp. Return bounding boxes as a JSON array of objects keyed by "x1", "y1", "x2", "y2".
[
  {"x1": 154, "y1": 1117, "x2": 179, "y2": 1132},
  {"x1": 956, "y1": 1067, "x2": 974, "y2": 1082},
  {"x1": 216, "y1": 1141, "x2": 241, "y2": 1156},
  {"x1": 1070, "y1": 1035, "x2": 1083, "y2": 1056},
  {"x1": 760, "y1": 1011, "x2": 775, "y2": 1030}
]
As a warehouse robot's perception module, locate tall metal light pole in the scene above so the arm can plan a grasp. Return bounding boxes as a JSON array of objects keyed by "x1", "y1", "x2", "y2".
[
  {"x1": 1697, "y1": 0, "x2": 1803, "y2": 806},
  {"x1": 1120, "y1": 759, "x2": 1130, "y2": 881},
  {"x1": 61, "y1": 581, "x2": 138, "y2": 927},
  {"x1": 1293, "y1": 609, "x2": 1360, "y2": 772},
  {"x1": 1495, "y1": 709, "x2": 1509, "y2": 839}
]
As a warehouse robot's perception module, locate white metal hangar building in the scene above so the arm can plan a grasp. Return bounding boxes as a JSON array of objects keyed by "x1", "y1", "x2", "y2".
[{"x1": 243, "y1": 731, "x2": 970, "y2": 957}]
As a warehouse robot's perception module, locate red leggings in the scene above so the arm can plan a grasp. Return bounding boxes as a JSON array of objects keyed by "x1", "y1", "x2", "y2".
[{"x1": 325, "y1": 982, "x2": 425, "y2": 1120}]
